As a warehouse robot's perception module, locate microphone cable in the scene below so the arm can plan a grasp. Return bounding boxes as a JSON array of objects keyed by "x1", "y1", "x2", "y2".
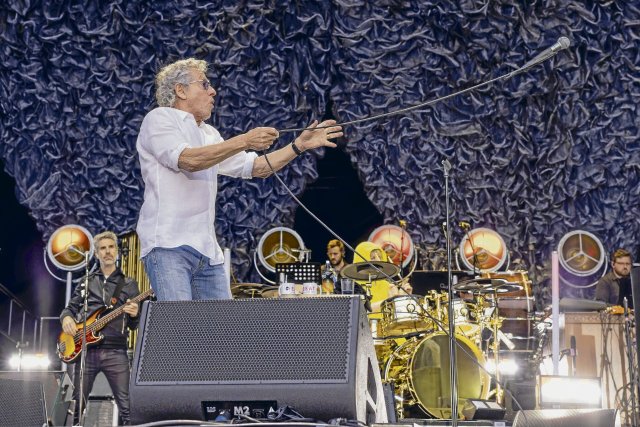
[{"x1": 252, "y1": 37, "x2": 571, "y2": 424}]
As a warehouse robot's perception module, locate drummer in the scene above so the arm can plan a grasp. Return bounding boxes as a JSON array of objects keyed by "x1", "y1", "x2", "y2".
[{"x1": 352, "y1": 241, "x2": 413, "y2": 316}]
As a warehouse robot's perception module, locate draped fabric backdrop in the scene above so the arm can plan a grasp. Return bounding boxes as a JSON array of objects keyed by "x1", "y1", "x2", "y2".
[{"x1": 1, "y1": 1, "x2": 639, "y2": 302}]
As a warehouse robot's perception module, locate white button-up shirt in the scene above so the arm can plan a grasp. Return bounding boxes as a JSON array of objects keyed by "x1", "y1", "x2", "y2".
[{"x1": 136, "y1": 107, "x2": 257, "y2": 264}]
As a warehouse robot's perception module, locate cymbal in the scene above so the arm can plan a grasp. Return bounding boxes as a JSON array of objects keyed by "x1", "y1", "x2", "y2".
[
  {"x1": 453, "y1": 278, "x2": 523, "y2": 294},
  {"x1": 230, "y1": 283, "x2": 264, "y2": 297},
  {"x1": 260, "y1": 286, "x2": 279, "y2": 298},
  {"x1": 341, "y1": 261, "x2": 400, "y2": 281}
]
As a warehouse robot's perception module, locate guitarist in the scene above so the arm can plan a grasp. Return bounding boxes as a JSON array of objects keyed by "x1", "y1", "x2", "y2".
[{"x1": 59, "y1": 230, "x2": 140, "y2": 425}]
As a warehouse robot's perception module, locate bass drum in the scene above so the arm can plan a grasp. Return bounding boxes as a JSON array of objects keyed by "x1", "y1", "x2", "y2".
[{"x1": 384, "y1": 332, "x2": 490, "y2": 419}]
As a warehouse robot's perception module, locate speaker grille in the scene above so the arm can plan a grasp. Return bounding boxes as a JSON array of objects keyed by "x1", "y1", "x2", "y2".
[
  {"x1": 136, "y1": 297, "x2": 354, "y2": 384},
  {"x1": 0, "y1": 379, "x2": 46, "y2": 427}
]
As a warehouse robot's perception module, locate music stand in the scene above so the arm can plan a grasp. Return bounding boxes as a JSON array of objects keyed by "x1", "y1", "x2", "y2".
[{"x1": 275, "y1": 262, "x2": 321, "y2": 284}]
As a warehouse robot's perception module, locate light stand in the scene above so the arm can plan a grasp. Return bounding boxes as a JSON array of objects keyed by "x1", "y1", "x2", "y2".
[{"x1": 443, "y1": 158, "x2": 459, "y2": 425}]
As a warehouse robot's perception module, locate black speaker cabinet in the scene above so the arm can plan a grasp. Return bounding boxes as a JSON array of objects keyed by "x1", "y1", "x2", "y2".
[
  {"x1": 0, "y1": 378, "x2": 46, "y2": 427},
  {"x1": 130, "y1": 296, "x2": 388, "y2": 424},
  {"x1": 0, "y1": 370, "x2": 72, "y2": 427}
]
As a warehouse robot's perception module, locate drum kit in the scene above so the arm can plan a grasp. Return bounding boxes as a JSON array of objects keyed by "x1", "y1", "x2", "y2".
[
  {"x1": 237, "y1": 225, "x2": 538, "y2": 420},
  {"x1": 365, "y1": 273, "x2": 527, "y2": 419},
  {"x1": 232, "y1": 270, "x2": 531, "y2": 420}
]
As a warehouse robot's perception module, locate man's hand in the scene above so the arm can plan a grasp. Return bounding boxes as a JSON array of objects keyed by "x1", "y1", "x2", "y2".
[
  {"x1": 244, "y1": 127, "x2": 279, "y2": 151},
  {"x1": 123, "y1": 300, "x2": 139, "y2": 318},
  {"x1": 295, "y1": 120, "x2": 343, "y2": 152},
  {"x1": 400, "y1": 278, "x2": 413, "y2": 295},
  {"x1": 62, "y1": 316, "x2": 76, "y2": 336}
]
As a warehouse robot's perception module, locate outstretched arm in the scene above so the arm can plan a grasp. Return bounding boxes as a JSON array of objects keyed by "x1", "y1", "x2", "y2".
[{"x1": 252, "y1": 120, "x2": 343, "y2": 178}]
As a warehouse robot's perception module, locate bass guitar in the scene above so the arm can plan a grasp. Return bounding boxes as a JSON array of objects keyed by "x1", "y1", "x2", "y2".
[{"x1": 57, "y1": 288, "x2": 154, "y2": 363}]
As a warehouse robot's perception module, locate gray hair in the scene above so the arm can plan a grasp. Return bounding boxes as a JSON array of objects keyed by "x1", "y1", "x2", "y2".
[
  {"x1": 155, "y1": 58, "x2": 208, "y2": 107},
  {"x1": 93, "y1": 231, "x2": 118, "y2": 248}
]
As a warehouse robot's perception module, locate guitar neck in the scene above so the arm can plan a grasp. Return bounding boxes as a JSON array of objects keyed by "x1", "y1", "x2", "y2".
[{"x1": 90, "y1": 289, "x2": 153, "y2": 332}]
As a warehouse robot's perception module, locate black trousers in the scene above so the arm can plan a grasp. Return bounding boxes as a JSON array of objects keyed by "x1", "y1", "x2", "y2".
[{"x1": 72, "y1": 347, "x2": 131, "y2": 425}]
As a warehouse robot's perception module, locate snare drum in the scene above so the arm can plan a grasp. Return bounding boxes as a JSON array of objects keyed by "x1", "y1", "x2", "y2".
[{"x1": 381, "y1": 295, "x2": 432, "y2": 336}]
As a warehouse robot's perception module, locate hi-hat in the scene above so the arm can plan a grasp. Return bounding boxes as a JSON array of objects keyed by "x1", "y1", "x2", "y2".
[
  {"x1": 453, "y1": 278, "x2": 523, "y2": 294},
  {"x1": 230, "y1": 283, "x2": 264, "y2": 298},
  {"x1": 341, "y1": 261, "x2": 400, "y2": 281}
]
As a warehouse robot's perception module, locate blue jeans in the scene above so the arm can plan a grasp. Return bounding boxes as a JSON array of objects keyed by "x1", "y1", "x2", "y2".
[{"x1": 142, "y1": 245, "x2": 231, "y2": 301}]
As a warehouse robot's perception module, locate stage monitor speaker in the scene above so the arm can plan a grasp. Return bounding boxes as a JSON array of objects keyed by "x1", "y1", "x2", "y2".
[
  {"x1": 130, "y1": 296, "x2": 387, "y2": 424},
  {"x1": 0, "y1": 378, "x2": 46, "y2": 427},
  {"x1": 0, "y1": 370, "x2": 72, "y2": 427},
  {"x1": 513, "y1": 409, "x2": 619, "y2": 427}
]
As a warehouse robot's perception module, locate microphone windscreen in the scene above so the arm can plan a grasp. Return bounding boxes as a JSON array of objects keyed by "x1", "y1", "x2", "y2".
[{"x1": 558, "y1": 36, "x2": 571, "y2": 49}]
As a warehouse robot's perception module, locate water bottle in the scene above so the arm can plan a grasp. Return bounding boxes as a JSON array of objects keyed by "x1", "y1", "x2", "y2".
[{"x1": 321, "y1": 260, "x2": 336, "y2": 294}]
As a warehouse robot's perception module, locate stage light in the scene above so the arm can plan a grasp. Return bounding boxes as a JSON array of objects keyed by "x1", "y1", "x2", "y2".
[
  {"x1": 513, "y1": 409, "x2": 620, "y2": 427},
  {"x1": 538, "y1": 354, "x2": 570, "y2": 376},
  {"x1": 46, "y1": 224, "x2": 94, "y2": 271},
  {"x1": 485, "y1": 359, "x2": 519, "y2": 376},
  {"x1": 8, "y1": 353, "x2": 51, "y2": 371},
  {"x1": 458, "y1": 227, "x2": 509, "y2": 272},
  {"x1": 538, "y1": 375, "x2": 601, "y2": 408}
]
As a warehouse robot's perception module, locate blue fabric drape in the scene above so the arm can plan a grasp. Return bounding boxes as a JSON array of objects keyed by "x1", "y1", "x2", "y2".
[{"x1": 1, "y1": 1, "x2": 639, "y2": 298}]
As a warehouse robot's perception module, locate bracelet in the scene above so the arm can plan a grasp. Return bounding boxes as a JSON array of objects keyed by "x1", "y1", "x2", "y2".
[{"x1": 291, "y1": 141, "x2": 303, "y2": 156}]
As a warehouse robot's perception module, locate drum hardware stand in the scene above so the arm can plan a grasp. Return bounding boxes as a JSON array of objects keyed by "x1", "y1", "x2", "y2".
[
  {"x1": 623, "y1": 297, "x2": 639, "y2": 427},
  {"x1": 399, "y1": 219, "x2": 407, "y2": 277},
  {"x1": 488, "y1": 309, "x2": 505, "y2": 404},
  {"x1": 442, "y1": 158, "x2": 460, "y2": 425}
]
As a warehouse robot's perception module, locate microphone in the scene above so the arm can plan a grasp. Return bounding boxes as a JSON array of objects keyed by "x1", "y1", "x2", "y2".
[
  {"x1": 458, "y1": 221, "x2": 471, "y2": 230},
  {"x1": 508, "y1": 36, "x2": 571, "y2": 77}
]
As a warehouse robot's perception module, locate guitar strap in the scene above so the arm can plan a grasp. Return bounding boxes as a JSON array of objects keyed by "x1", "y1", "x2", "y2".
[{"x1": 109, "y1": 277, "x2": 128, "y2": 307}]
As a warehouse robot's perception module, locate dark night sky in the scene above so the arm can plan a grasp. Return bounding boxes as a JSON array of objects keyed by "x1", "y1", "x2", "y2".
[{"x1": 0, "y1": 166, "x2": 62, "y2": 317}]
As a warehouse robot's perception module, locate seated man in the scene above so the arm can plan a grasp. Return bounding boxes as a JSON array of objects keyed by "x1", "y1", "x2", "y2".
[
  {"x1": 321, "y1": 239, "x2": 350, "y2": 293},
  {"x1": 595, "y1": 248, "x2": 633, "y2": 306}
]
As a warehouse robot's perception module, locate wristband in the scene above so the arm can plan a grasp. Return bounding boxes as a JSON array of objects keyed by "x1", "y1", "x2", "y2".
[{"x1": 291, "y1": 141, "x2": 303, "y2": 156}]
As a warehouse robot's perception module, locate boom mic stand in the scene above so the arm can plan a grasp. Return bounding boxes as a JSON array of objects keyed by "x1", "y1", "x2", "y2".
[{"x1": 443, "y1": 158, "x2": 459, "y2": 425}]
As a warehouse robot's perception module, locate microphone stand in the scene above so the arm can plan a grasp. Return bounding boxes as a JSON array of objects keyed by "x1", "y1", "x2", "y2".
[
  {"x1": 443, "y1": 158, "x2": 459, "y2": 425},
  {"x1": 77, "y1": 251, "x2": 90, "y2": 426}
]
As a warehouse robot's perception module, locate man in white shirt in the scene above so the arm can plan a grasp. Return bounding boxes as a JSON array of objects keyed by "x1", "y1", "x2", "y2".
[{"x1": 136, "y1": 58, "x2": 342, "y2": 301}]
